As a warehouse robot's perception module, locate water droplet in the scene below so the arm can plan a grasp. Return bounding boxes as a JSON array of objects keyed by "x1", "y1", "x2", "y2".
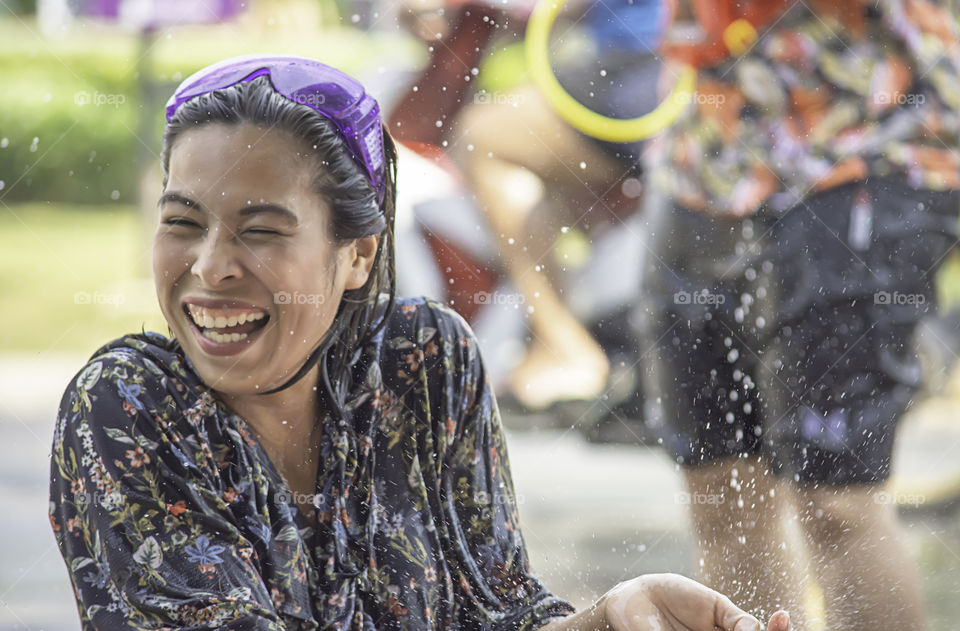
[
  {"x1": 0, "y1": 138, "x2": 8, "y2": 148},
  {"x1": 110, "y1": 190, "x2": 119, "y2": 200},
  {"x1": 29, "y1": 137, "x2": 39, "y2": 152}
]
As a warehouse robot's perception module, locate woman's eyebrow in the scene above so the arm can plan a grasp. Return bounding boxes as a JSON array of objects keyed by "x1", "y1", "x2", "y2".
[
  {"x1": 239, "y1": 204, "x2": 299, "y2": 226},
  {"x1": 158, "y1": 191, "x2": 203, "y2": 211}
]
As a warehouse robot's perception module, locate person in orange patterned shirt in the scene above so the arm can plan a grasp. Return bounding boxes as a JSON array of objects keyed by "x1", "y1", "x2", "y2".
[{"x1": 640, "y1": 1, "x2": 960, "y2": 629}]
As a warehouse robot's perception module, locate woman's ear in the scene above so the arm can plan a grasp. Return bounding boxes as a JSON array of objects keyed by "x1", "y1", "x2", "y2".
[{"x1": 342, "y1": 235, "x2": 380, "y2": 290}]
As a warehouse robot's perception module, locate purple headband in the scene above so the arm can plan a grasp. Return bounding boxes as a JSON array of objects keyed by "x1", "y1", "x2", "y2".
[{"x1": 165, "y1": 54, "x2": 387, "y2": 207}]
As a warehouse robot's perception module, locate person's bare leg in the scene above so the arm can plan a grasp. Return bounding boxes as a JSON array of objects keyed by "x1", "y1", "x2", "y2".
[
  {"x1": 683, "y1": 454, "x2": 809, "y2": 628},
  {"x1": 453, "y1": 84, "x2": 624, "y2": 408},
  {"x1": 793, "y1": 483, "x2": 924, "y2": 631}
]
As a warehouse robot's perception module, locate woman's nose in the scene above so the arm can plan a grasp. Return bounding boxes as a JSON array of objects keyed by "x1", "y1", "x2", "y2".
[{"x1": 190, "y1": 228, "x2": 244, "y2": 287}]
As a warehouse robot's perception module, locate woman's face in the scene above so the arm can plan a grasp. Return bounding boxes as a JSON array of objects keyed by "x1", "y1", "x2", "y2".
[{"x1": 154, "y1": 122, "x2": 375, "y2": 395}]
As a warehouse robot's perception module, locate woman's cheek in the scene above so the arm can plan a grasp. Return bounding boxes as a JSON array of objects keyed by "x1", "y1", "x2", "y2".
[{"x1": 152, "y1": 238, "x2": 190, "y2": 320}]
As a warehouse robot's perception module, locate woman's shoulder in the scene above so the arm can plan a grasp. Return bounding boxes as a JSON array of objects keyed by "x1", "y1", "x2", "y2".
[
  {"x1": 83, "y1": 330, "x2": 190, "y2": 374},
  {"x1": 375, "y1": 295, "x2": 485, "y2": 394},
  {"x1": 56, "y1": 331, "x2": 203, "y2": 443},
  {"x1": 64, "y1": 332, "x2": 198, "y2": 401},
  {"x1": 384, "y1": 295, "x2": 476, "y2": 346},
  {"x1": 53, "y1": 331, "x2": 232, "y2": 500}
]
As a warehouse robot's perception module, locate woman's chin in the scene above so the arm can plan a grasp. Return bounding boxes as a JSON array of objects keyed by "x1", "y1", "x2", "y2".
[{"x1": 174, "y1": 325, "x2": 273, "y2": 392}]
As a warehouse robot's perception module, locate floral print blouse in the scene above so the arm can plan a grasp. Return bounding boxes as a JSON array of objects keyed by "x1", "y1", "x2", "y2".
[
  {"x1": 649, "y1": 0, "x2": 960, "y2": 218},
  {"x1": 49, "y1": 296, "x2": 574, "y2": 630}
]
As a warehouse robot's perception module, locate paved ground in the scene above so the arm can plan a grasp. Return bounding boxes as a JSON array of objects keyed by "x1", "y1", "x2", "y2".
[{"x1": 1, "y1": 354, "x2": 959, "y2": 630}]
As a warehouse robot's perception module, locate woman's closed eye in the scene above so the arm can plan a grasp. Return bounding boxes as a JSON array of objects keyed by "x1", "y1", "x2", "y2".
[
  {"x1": 242, "y1": 226, "x2": 281, "y2": 236},
  {"x1": 160, "y1": 215, "x2": 283, "y2": 235},
  {"x1": 162, "y1": 216, "x2": 203, "y2": 229}
]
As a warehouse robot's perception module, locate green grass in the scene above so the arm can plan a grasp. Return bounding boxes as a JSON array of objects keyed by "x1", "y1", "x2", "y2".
[{"x1": 0, "y1": 203, "x2": 166, "y2": 355}]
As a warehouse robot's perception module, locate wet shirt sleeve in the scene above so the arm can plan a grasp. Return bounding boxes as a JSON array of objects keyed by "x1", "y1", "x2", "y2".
[
  {"x1": 48, "y1": 348, "x2": 285, "y2": 630},
  {"x1": 410, "y1": 300, "x2": 576, "y2": 630}
]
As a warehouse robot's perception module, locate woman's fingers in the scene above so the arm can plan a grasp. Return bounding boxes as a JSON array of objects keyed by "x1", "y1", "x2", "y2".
[
  {"x1": 712, "y1": 594, "x2": 790, "y2": 631},
  {"x1": 712, "y1": 593, "x2": 764, "y2": 631},
  {"x1": 614, "y1": 574, "x2": 792, "y2": 631},
  {"x1": 641, "y1": 574, "x2": 766, "y2": 631},
  {"x1": 766, "y1": 611, "x2": 791, "y2": 631}
]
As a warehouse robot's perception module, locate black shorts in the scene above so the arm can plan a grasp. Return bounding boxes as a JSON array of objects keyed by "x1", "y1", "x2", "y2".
[{"x1": 639, "y1": 177, "x2": 959, "y2": 484}]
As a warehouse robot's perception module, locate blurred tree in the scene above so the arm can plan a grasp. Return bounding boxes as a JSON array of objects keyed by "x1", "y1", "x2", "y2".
[{"x1": 5, "y1": 0, "x2": 37, "y2": 13}]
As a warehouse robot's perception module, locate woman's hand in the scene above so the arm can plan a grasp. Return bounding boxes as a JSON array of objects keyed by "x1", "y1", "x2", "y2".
[{"x1": 601, "y1": 574, "x2": 790, "y2": 631}]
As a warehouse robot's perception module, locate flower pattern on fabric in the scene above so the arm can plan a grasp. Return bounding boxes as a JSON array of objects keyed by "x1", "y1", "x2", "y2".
[
  {"x1": 49, "y1": 296, "x2": 574, "y2": 630},
  {"x1": 650, "y1": 0, "x2": 960, "y2": 218}
]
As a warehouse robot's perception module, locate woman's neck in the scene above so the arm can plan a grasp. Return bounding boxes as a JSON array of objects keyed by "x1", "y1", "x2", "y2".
[{"x1": 218, "y1": 367, "x2": 323, "y2": 474}]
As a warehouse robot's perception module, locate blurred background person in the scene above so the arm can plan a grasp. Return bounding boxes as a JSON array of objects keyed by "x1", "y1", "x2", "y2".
[
  {"x1": 640, "y1": 1, "x2": 960, "y2": 629},
  {"x1": 391, "y1": 0, "x2": 667, "y2": 413},
  {"x1": 449, "y1": 0, "x2": 665, "y2": 411}
]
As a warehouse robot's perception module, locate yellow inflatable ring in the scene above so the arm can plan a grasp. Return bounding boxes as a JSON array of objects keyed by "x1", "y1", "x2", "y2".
[{"x1": 524, "y1": 0, "x2": 696, "y2": 142}]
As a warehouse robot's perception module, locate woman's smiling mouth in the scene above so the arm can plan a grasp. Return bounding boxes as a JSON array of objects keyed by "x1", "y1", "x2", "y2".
[{"x1": 182, "y1": 301, "x2": 271, "y2": 353}]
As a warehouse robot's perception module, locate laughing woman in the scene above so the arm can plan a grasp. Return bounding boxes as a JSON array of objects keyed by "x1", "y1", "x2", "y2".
[{"x1": 48, "y1": 55, "x2": 790, "y2": 631}]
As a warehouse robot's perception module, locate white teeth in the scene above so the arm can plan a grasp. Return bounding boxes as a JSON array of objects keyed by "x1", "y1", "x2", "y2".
[
  {"x1": 201, "y1": 329, "x2": 249, "y2": 344},
  {"x1": 186, "y1": 304, "x2": 267, "y2": 331}
]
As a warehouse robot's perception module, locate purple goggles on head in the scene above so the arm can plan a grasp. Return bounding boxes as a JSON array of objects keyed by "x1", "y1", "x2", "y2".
[{"x1": 165, "y1": 54, "x2": 387, "y2": 206}]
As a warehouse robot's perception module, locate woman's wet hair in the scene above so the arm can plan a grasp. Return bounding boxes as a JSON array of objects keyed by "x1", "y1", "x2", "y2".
[{"x1": 160, "y1": 74, "x2": 397, "y2": 415}]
